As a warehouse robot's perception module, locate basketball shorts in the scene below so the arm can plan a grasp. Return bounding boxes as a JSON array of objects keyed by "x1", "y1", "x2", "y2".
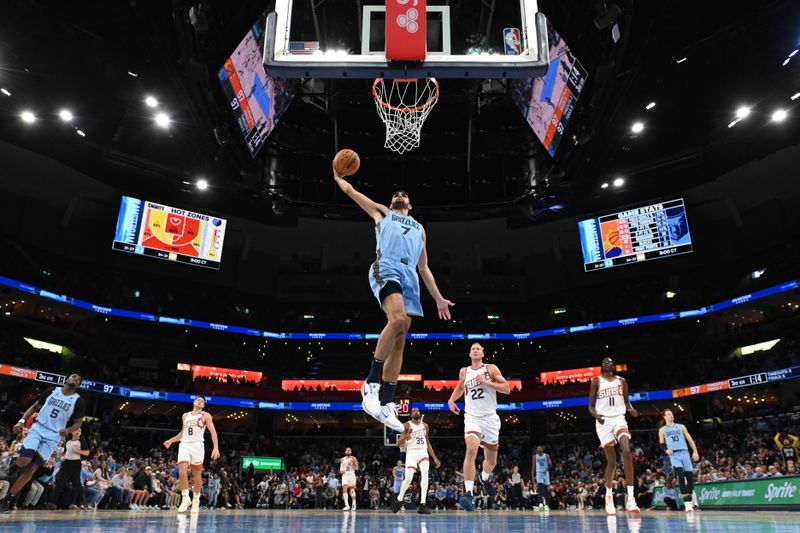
[
  {"x1": 536, "y1": 473, "x2": 550, "y2": 486},
  {"x1": 341, "y1": 473, "x2": 356, "y2": 487},
  {"x1": 464, "y1": 412, "x2": 501, "y2": 450},
  {"x1": 393, "y1": 480, "x2": 402, "y2": 493},
  {"x1": 405, "y1": 449, "x2": 430, "y2": 470},
  {"x1": 368, "y1": 259, "x2": 423, "y2": 317},
  {"x1": 20, "y1": 425, "x2": 60, "y2": 466},
  {"x1": 596, "y1": 414, "x2": 630, "y2": 447},
  {"x1": 669, "y1": 450, "x2": 693, "y2": 471},
  {"x1": 177, "y1": 441, "x2": 205, "y2": 465}
]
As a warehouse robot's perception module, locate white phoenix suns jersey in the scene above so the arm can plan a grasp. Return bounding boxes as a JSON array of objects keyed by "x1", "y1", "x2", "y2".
[
  {"x1": 595, "y1": 376, "x2": 626, "y2": 418},
  {"x1": 181, "y1": 411, "x2": 207, "y2": 443},
  {"x1": 406, "y1": 421, "x2": 427, "y2": 452},
  {"x1": 341, "y1": 456, "x2": 356, "y2": 474},
  {"x1": 464, "y1": 364, "x2": 497, "y2": 417}
]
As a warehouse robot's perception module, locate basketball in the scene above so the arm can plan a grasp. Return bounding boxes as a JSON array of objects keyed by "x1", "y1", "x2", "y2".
[{"x1": 333, "y1": 149, "x2": 360, "y2": 177}]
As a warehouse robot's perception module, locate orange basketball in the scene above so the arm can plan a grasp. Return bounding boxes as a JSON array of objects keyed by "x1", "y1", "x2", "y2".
[{"x1": 333, "y1": 149, "x2": 360, "y2": 177}]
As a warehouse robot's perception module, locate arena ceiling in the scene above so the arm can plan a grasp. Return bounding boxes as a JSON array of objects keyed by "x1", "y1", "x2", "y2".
[{"x1": 0, "y1": 0, "x2": 798, "y2": 224}]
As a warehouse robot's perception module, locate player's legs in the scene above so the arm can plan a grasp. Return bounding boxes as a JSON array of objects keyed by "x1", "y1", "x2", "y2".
[
  {"x1": 342, "y1": 483, "x2": 351, "y2": 509},
  {"x1": 393, "y1": 465, "x2": 415, "y2": 513},
  {"x1": 419, "y1": 459, "x2": 430, "y2": 504},
  {"x1": 191, "y1": 464, "x2": 203, "y2": 512},
  {"x1": 382, "y1": 315, "x2": 412, "y2": 384},
  {"x1": 601, "y1": 445, "x2": 617, "y2": 515},
  {"x1": 618, "y1": 435, "x2": 639, "y2": 512},
  {"x1": 349, "y1": 487, "x2": 356, "y2": 510},
  {"x1": 463, "y1": 433, "x2": 480, "y2": 494},
  {"x1": 177, "y1": 461, "x2": 191, "y2": 512}
]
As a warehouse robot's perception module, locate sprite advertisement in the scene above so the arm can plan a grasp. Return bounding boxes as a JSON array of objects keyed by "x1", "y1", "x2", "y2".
[
  {"x1": 241, "y1": 456, "x2": 284, "y2": 472},
  {"x1": 653, "y1": 477, "x2": 800, "y2": 508}
]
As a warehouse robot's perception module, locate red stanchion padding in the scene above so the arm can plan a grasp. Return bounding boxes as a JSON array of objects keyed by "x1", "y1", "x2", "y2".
[{"x1": 386, "y1": 0, "x2": 427, "y2": 61}]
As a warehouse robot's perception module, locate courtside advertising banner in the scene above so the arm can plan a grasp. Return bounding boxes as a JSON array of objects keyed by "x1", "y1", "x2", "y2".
[{"x1": 654, "y1": 478, "x2": 800, "y2": 508}]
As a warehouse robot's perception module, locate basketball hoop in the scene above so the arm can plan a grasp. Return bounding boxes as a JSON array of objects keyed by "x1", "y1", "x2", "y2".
[{"x1": 373, "y1": 77, "x2": 439, "y2": 154}]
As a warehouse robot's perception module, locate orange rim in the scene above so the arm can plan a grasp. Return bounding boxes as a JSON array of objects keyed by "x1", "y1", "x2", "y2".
[{"x1": 373, "y1": 77, "x2": 439, "y2": 113}]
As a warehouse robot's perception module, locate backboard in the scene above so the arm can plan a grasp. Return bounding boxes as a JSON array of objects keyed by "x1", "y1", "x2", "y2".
[{"x1": 263, "y1": 0, "x2": 549, "y2": 79}]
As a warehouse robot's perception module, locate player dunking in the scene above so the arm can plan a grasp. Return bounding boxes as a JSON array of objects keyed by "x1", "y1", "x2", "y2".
[
  {"x1": 659, "y1": 408, "x2": 700, "y2": 511},
  {"x1": 394, "y1": 408, "x2": 441, "y2": 514},
  {"x1": 447, "y1": 343, "x2": 510, "y2": 512},
  {"x1": 333, "y1": 167, "x2": 454, "y2": 432},
  {"x1": 1, "y1": 374, "x2": 85, "y2": 513},
  {"x1": 340, "y1": 447, "x2": 359, "y2": 511},
  {"x1": 163, "y1": 396, "x2": 220, "y2": 513},
  {"x1": 588, "y1": 357, "x2": 640, "y2": 515}
]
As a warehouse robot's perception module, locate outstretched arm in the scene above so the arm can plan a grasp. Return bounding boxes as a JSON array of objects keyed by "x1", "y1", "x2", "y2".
[
  {"x1": 333, "y1": 167, "x2": 388, "y2": 223},
  {"x1": 622, "y1": 378, "x2": 638, "y2": 417},
  {"x1": 205, "y1": 413, "x2": 220, "y2": 460},
  {"x1": 163, "y1": 414, "x2": 185, "y2": 449},
  {"x1": 447, "y1": 368, "x2": 466, "y2": 414},
  {"x1": 417, "y1": 230, "x2": 454, "y2": 320}
]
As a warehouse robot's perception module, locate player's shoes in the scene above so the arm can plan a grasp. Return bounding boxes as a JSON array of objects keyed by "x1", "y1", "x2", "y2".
[
  {"x1": 480, "y1": 473, "x2": 496, "y2": 498},
  {"x1": 360, "y1": 382, "x2": 382, "y2": 420},
  {"x1": 417, "y1": 503, "x2": 431, "y2": 514},
  {"x1": 684, "y1": 501, "x2": 694, "y2": 512},
  {"x1": 191, "y1": 496, "x2": 200, "y2": 514},
  {"x1": 0, "y1": 499, "x2": 11, "y2": 514},
  {"x1": 343, "y1": 504, "x2": 351, "y2": 511},
  {"x1": 538, "y1": 503, "x2": 544, "y2": 512},
  {"x1": 379, "y1": 402, "x2": 405, "y2": 432},
  {"x1": 459, "y1": 493, "x2": 475, "y2": 512},
  {"x1": 391, "y1": 499, "x2": 403, "y2": 514},
  {"x1": 605, "y1": 496, "x2": 616, "y2": 515},
  {"x1": 350, "y1": 503, "x2": 356, "y2": 511},
  {"x1": 177, "y1": 495, "x2": 191, "y2": 513},
  {"x1": 625, "y1": 497, "x2": 640, "y2": 514},
  {"x1": 544, "y1": 505, "x2": 550, "y2": 513}
]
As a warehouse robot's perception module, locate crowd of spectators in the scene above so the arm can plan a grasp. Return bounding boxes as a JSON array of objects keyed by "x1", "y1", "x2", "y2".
[{"x1": 1, "y1": 407, "x2": 797, "y2": 513}]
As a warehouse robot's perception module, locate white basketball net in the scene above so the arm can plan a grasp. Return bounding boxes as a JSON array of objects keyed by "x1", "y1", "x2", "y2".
[{"x1": 373, "y1": 78, "x2": 439, "y2": 154}]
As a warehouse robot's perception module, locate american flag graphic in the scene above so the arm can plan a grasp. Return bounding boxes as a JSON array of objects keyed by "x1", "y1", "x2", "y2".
[{"x1": 288, "y1": 41, "x2": 320, "y2": 55}]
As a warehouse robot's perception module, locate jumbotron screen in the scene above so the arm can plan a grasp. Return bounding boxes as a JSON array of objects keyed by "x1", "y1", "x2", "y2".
[
  {"x1": 112, "y1": 196, "x2": 226, "y2": 270},
  {"x1": 217, "y1": 12, "x2": 296, "y2": 157},
  {"x1": 578, "y1": 198, "x2": 693, "y2": 272},
  {"x1": 510, "y1": 21, "x2": 588, "y2": 157}
]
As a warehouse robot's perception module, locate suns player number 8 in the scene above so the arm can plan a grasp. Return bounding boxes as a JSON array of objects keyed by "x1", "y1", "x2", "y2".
[{"x1": 188, "y1": 427, "x2": 193, "y2": 436}]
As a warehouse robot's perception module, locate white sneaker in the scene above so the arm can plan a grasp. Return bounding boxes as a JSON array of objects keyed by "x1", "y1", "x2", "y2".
[
  {"x1": 350, "y1": 504, "x2": 356, "y2": 511},
  {"x1": 343, "y1": 504, "x2": 350, "y2": 511},
  {"x1": 605, "y1": 496, "x2": 616, "y2": 516},
  {"x1": 625, "y1": 497, "x2": 640, "y2": 514},
  {"x1": 379, "y1": 402, "x2": 405, "y2": 432},
  {"x1": 538, "y1": 503, "x2": 544, "y2": 512},
  {"x1": 177, "y1": 495, "x2": 191, "y2": 513},
  {"x1": 191, "y1": 497, "x2": 200, "y2": 514},
  {"x1": 544, "y1": 505, "x2": 549, "y2": 513},
  {"x1": 361, "y1": 382, "x2": 382, "y2": 420},
  {"x1": 684, "y1": 501, "x2": 694, "y2": 512}
]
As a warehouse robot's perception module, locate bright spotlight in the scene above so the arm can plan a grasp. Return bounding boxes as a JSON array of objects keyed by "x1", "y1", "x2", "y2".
[
  {"x1": 613, "y1": 177, "x2": 624, "y2": 187},
  {"x1": 771, "y1": 109, "x2": 788, "y2": 122},
  {"x1": 58, "y1": 109, "x2": 73, "y2": 122},
  {"x1": 196, "y1": 179, "x2": 209, "y2": 190},
  {"x1": 154, "y1": 113, "x2": 171, "y2": 128},
  {"x1": 736, "y1": 106, "x2": 751, "y2": 119},
  {"x1": 20, "y1": 111, "x2": 36, "y2": 123},
  {"x1": 792, "y1": 92, "x2": 800, "y2": 101},
  {"x1": 676, "y1": 57, "x2": 687, "y2": 64},
  {"x1": 601, "y1": 182, "x2": 609, "y2": 189},
  {"x1": 631, "y1": 122, "x2": 644, "y2": 134},
  {"x1": 76, "y1": 129, "x2": 86, "y2": 137},
  {"x1": 645, "y1": 102, "x2": 656, "y2": 110},
  {"x1": 0, "y1": 88, "x2": 10, "y2": 97},
  {"x1": 145, "y1": 96, "x2": 159, "y2": 108}
]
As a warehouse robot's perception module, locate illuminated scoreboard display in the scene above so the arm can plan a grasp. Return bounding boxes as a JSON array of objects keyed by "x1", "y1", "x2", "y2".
[
  {"x1": 396, "y1": 398, "x2": 412, "y2": 418},
  {"x1": 579, "y1": 198, "x2": 693, "y2": 272}
]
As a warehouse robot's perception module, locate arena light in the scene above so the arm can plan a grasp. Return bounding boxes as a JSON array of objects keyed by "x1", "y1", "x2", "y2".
[
  {"x1": 20, "y1": 110, "x2": 36, "y2": 123},
  {"x1": 736, "y1": 106, "x2": 751, "y2": 119},
  {"x1": 145, "y1": 95, "x2": 159, "y2": 108},
  {"x1": 76, "y1": 129, "x2": 86, "y2": 137},
  {"x1": 631, "y1": 121, "x2": 644, "y2": 133},
  {"x1": 127, "y1": 71, "x2": 139, "y2": 78},
  {"x1": 792, "y1": 92, "x2": 800, "y2": 101},
  {"x1": 676, "y1": 57, "x2": 687, "y2": 64},
  {"x1": 58, "y1": 109, "x2": 73, "y2": 122},
  {"x1": 613, "y1": 177, "x2": 625, "y2": 187},
  {"x1": 645, "y1": 102, "x2": 656, "y2": 110},
  {"x1": 751, "y1": 268, "x2": 766, "y2": 280},
  {"x1": 783, "y1": 58, "x2": 792, "y2": 67},
  {"x1": 154, "y1": 112, "x2": 171, "y2": 128},
  {"x1": 195, "y1": 178, "x2": 209, "y2": 190},
  {"x1": 0, "y1": 88, "x2": 10, "y2": 96},
  {"x1": 666, "y1": 291, "x2": 676, "y2": 299},
  {"x1": 771, "y1": 109, "x2": 788, "y2": 122},
  {"x1": 601, "y1": 182, "x2": 609, "y2": 189}
]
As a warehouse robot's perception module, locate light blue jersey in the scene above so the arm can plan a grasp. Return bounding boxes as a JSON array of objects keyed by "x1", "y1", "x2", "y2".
[
  {"x1": 369, "y1": 211, "x2": 424, "y2": 317},
  {"x1": 36, "y1": 388, "x2": 81, "y2": 436},
  {"x1": 393, "y1": 466, "x2": 405, "y2": 493},
  {"x1": 664, "y1": 423, "x2": 688, "y2": 451},
  {"x1": 664, "y1": 423, "x2": 693, "y2": 471},
  {"x1": 535, "y1": 453, "x2": 550, "y2": 484}
]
